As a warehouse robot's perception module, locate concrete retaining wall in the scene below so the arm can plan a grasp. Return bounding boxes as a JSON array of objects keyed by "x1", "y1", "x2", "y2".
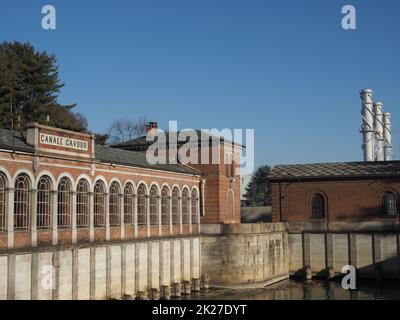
[
  {"x1": 201, "y1": 223, "x2": 289, "y2": 285},
  {"x1": 289, "y1": 232, "x2": 400, "y2": 278},
  {"x1": 0, "y1": 237, "x2": 201, "y2": 300}
]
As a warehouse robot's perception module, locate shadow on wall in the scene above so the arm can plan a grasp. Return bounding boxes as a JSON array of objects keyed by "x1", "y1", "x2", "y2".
[{"x1": 241, "y1": 206, "x2": 272, "y2": 223}]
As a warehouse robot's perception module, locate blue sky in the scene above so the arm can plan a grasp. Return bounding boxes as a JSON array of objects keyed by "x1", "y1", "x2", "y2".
[{"x1": 1, "y1": 0, "x2": 399, "y2": 168}]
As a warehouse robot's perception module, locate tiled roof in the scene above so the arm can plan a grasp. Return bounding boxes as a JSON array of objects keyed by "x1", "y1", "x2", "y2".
[
  {"x1": 0, "y1": 128, "x2": 199, "y2": 175},
  {"x1": 269, "y1": 161, "x2": 400, "y2": 181},
  {"x1": 95, "y1": 144, "x2": 199, "y2": 175},
  {"x1": 111, "y1": 130, "x2": 245, "y2": 149}
]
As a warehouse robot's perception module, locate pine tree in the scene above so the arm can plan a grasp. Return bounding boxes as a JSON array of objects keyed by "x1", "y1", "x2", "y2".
[
  {"x1": 244, "y1": 165, "x2": 272, "y2": 206},
  {"x1": 0, "y1": 41, "x2": 87, "y2": 131}
]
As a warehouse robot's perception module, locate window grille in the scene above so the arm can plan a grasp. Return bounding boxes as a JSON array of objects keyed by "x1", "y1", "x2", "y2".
[
  {"x1": 172, "y1": 187, "x2": 179, "y2": 224},
  {"x1": 137, "y1": 184, "x2": 147, "y2": 225},
  {"x1": 0, "y1": 172, "x2": 7, "y2": 231},
  {"x1": 150, "y1": 186, "x2": 159, "y2": 225},
  {"x1": 94, "y1": 181, "x2": 106, "y2": 227},
  {"x1": 182, "y1": 189, "x2": 189, "y2": 224},
  {"x1": 124, "y1": 183, "x2": 134, "y2": 224},
  {"x1": 382, "y1": 192, "x2": 398, "y2": 217},
  {"x1": 37, "y1": 176, "x2": 52, "y2": 229},
  {"x1": 161, "y1": 186, "x2": 170, "y2": 225},
  {"x1": 57, "y1": 177, "x2": 72, "y2": 229},
  {"x1": 76, "y1": 179, "x2": 89, "y2": 228},
  {"x1": 109, "y1": 182, "x2": 120, "y2": 227},
  {"x1": 311, "y1": 194, "x2": 325, "y2": 219},
  {"x1": 14, "y1": 174, "x2": 31, "y2": 230},
  {"x1": 191, "y1": 189, "x2": 198, "y2": 224}
]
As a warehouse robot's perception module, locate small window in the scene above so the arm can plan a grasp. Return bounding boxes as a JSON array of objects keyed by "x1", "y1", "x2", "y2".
[
  {"x1": 311, "y1": 193, "x2": 325, "y2": 219},
  {"x1": 382, "y1": 192, "x2": 398, "y2": 217}
]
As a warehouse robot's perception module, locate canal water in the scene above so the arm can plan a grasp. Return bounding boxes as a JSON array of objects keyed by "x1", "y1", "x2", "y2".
[{"x1": 182, "y1": 279, "x2": 400, "y2": 300}]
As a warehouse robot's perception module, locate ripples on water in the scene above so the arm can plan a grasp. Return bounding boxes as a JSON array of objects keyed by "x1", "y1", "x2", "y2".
[{"x1": 182, "y1": 279, "x2": 400, "y2": 300}]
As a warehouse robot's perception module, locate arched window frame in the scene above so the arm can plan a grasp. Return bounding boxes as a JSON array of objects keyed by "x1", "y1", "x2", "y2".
[
  {"x1": 124, "y1": 183, "x2": 135, "y2": 225},
  {"x1": 57, "y1": 177, "x2": 72, "y2": 229},
  {"x1": 137, "y1": 184, "x2": 147, "y2": 226},
  {"x1": 191, "y1": 189, "x2": 199, "y2": 224},
  {"x1": 171, "y1": 187, "x2": 180, "y2": 225},
  {"x1": 161, "y1": 186, "x2": 170, "y2": 225},
  {"x1": 311, "y1": 193, "x2": 326, "y2": 219},
  {"x1": 14, "y1": 174, "x2": 31, "y2": 231},
  {"x1": 0, "y1": 172, "x2": 8, "y2": 231},
  {"x1": 381, "y1": 191, "x2": 398, "y2": 217},
  {"x1": 182, "y1": 188, "x2": 189, "y2": 225},
  {"x1": 150, "y1": 185, "x2": 159, "y2": 226},
  {"x1": 37, "y1": 176, "x2": 53, "y2": 230},
  {"x1": 76, "y1": 179, "x2": 90, "y2": 228},
  {"x1": 94, "y1": 180, "x2": 106, "y2": 227},
  {"x1": 109, "y1": 182, "x2": 121, "y2": 227}
]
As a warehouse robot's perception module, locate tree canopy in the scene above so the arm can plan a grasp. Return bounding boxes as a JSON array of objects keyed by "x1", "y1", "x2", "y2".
[
  {"x1": 244, "y1": 165, "x2": 272, "y2": 207},
  {"x1": 0, "y1": 41, "x2": 87, "y2": 132}
]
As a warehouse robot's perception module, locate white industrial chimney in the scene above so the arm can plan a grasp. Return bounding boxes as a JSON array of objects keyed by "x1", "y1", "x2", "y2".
[
  {"x1": 360, "y1": 89, "x2": 375, "y2": 161},
  {"x1": 373, "y1": 102, "x2": 385, "y2": 161},
  {"x1": 383, "y1": 112, "x2": 393, "y2": 161}
]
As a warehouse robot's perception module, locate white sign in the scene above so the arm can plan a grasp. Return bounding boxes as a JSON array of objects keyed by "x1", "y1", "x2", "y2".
[{"x1": 40, "y1": 133, "x2": 88, "y2": 151}]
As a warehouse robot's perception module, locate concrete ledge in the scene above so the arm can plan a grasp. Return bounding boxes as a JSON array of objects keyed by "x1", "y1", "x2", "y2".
[{"x1": 201, "y1": 223, "x2": 286, "y2": 235}]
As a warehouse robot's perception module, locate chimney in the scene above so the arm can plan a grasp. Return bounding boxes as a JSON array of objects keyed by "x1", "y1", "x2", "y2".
[
  {"x1": 383, "y1": 112, "x2": 393, "y2": 161},
  {"x1": 146, "y1": 121, "x2": 158, "y2": 132},
  {"x1": 360, "y1": 89, "x2": 375, "y2": 161},
  {"x1": 373, "y1": 102, "x2": 384, "y2": 161}
]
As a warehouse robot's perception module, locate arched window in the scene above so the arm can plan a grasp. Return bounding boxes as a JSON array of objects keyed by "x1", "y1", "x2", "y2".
[
  {"x1": 76, "y1": 179, "x2": 89, "y2": 228},
  {"x1": 311, "y1": 193, "x2": 325, "y2": 219},
  {"x1": 382, "y1": 192, "x2": 398, "y2": 217},
  {"x1": 94, "y1": 181, "x2": 106, "y2": 227},
  {"x1": 137, "y1": 184, "x2": 147, "y2": 225},
  {"x1": 109, "y1": 182, "x2": 121, "y2": 227},
  {"x1": 37, "y1": 176, "x2": 52, "y2": 229},
  {"x1": 14, "y1": 174, "x2": 31, "y2": 230},
  {"x1": 191, "y1": 189, "x2": 199, "y2": 224},
  {"x1": 150, "y1": 185, "x2": 159, "y2": 225},
  {"x1": 172, "y1": 187, "x2": 179, "y2": 225},
  {"x1": 161, "y1": 186, "x2": 170, "y2": 225},
  {"x1": 0, "y1": 172, "x2": 8, "y2": 231},
  {"x1": 182, "y1": 188, "x2": 189, "y2": 224},
  {"x1": 124, "y1": 183, "x2": 134, "y2": 224},
  {"x1": 58, "y1": 177, "x2": 72, "y2": 228}
]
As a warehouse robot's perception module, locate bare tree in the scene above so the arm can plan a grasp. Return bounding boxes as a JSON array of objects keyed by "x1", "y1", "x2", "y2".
[{"x1": 107, "y1": 115, "x2": 148, "y2": 144}]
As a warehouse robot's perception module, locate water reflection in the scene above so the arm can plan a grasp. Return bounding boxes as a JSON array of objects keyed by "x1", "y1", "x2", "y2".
[{"x1": 180, "y1": 279, "x2": 400, "y2": 300}]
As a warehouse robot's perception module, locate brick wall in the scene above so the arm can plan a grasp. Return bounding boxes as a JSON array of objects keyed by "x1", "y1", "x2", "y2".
[{"x1": 271, "y1": 178, "x2": 400, "y2": 222}]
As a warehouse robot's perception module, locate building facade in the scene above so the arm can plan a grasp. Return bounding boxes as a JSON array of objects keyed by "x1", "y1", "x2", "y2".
[
  {"x1": 0, "y1": 123, "x2": 207, "y2": 251},
  {"x1": 269, "y1": 161, "x2": 400, "y2": 231}
]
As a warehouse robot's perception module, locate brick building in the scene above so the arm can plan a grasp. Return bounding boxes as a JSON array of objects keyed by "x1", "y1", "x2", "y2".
[
  {"x1": 0, "y1": 122, "x2": 242, "y2": 251},
  {"x1": 269, "y1": 161, "x2": 400, "y2": 231}
]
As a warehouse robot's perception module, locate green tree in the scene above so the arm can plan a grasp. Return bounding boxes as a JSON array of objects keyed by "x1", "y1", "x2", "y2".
[
  {"x1": 244, "y1": 165, "x2": 272, "y2": 206},
  {"x1": 0, "y1": 41, "x2": 87, "y2": 131}
]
